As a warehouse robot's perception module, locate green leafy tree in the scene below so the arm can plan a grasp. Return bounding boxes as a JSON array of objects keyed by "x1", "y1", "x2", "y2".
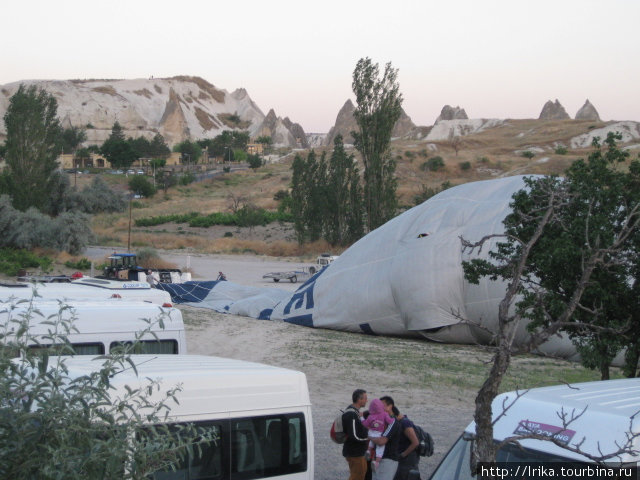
[
  {"x1": 173, "y1": 140, "x2": 202, "y2": 164},
  {"x1": 129, "y1": 175, "x2": 156, "y2": 198},
  {"x1": 231, "y1": 131, "x2": 250, "y2": 150},
  {"x1": 351, "y1": 57, "x2": 402, "y2": 231},
  {"x1": 256, "y1": 135, "x2": 273, "y2": 154},
  {"x1": 461, "y1": 133, "x2": 640, "y2": 466},
  {"x1": 101, "y1": 122, "x2": 138, "y2": 169},
  {"x1": 2, "y1": 84, "x2": 62, "y2": 211},
  {"x1": 324, "y1": 135, "x2": 364, "y2": 245},
  {"x1": 148, "y1": 133, "x2": 171, "y2": 158},
  {"x1": 0, "y1": 301, "x2": 214, "y2": 478},
  {"x1": 247, "y1": 153, "x2": 263, "y2": 170},
  {"x1": 129, "y1": 136, "x2": 152, "y2": 158},
  {"x1": 291, "y1": 151, "x2": 326, "y2": 243},
  {"x1": 60, "y1": 126, "x2": 87, "y2": 154}
]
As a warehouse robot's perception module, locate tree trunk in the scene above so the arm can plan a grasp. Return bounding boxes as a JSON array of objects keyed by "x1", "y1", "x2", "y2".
[{"x1": 472, "y1": 341, "x2": 511, "y2": 472}]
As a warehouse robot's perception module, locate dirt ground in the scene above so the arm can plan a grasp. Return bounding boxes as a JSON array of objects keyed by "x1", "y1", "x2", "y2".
[{"x1": 182, "y1": 306, "x2": 475, "y2": 480}]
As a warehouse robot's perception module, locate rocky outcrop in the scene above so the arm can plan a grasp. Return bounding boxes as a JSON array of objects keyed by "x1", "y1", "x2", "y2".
[
  {"x1": 325, "y1": 99, "x2": 358, "y2": 146},
  {"x1": 324, "y1": 99, "x2": 416, "y2": 146},
  {"x1": 258, "y1": 109, "x2": 297, "y2": 147},
  {"x1": 575, "y1": 99, "x2": 600, "y2": 121},
  {"x1": 392, "y1": 109, "x2": 416, "y2": 138},
  {"x1": 0, "y1": 77, "x2": 306, "y2": 148},
  {"x1": 282, "y1": 117, "x2": 309, "y2": 148},
  {"x1": 539, "y1": 99, "x2": 570, "y2": 120},
  {"x1": 159, "y1": 88, "x2": 191, "y2": 144},
  {"x1": 435, "y1": 105, "x2": 468, "y2": 123}
]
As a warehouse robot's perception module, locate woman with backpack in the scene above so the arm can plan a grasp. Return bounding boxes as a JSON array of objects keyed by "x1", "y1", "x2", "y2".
[{"x1": 380, "y1": 396, "x2": 421, "y2": 480}]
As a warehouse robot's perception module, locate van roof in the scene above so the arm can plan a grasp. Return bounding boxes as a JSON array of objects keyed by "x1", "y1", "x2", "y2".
[
  {"x1": 60, "y1": 354, "x2": 311, "y2": 419},
  {"x1": 467, "y1": 378, "x2": 640, "y2": 462},
  {"x1": 2, "y1": 279, "x2": 171, "y2": 304},
  {"x1": 1, "y1": 299, "x2": 183, "y2": 334}
]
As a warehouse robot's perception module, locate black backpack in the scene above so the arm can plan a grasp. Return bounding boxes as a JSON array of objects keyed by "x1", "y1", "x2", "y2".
[{"x1": 413, "y1": 424, "x2": 434, "y2": 457}]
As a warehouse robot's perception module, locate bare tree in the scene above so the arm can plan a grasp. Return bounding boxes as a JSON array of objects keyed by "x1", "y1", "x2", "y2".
[{"x1": 448, "y1": 130, "x2": 462, "y2": 156}]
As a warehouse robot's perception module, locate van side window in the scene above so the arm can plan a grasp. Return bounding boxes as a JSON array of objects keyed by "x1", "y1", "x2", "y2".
[
  {"x1": 109, "y1": 340, "x2": 178, "y2": 354},
  {"x1": 29, "y1": 342, "x2": 105, "y2": 356},
  {"x1": 149, "y1": 413, "x2": 307, "y2": 479}
]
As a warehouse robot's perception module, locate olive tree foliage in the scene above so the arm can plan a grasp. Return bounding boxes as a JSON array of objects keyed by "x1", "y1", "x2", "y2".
[
  {"x1": 0, "y1": 195, "x2": 92, "y2": 255},
  {"x1": 64, "y1": 176, "x2": 128, "y2": 214},
  {"x1": 460, "y1": 133, "x2": 640, "y2": 468},
  {"x1": 1, "y1": 85, "x2": 62, "y2": 212},
  {"x1": 0, "y1": 298, "x2": 215, "y2": 479},
  {"x1": 351, "y1": 57, "x2": 402, "y2": 231}
]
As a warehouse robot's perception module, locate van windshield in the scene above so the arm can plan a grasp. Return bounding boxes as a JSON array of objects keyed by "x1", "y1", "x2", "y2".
[{"x1": 429, "y1": 435, "x2": 579, "y2": 480}]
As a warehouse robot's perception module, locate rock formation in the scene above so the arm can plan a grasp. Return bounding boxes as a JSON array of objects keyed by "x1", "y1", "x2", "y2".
[
  {"x1": 435, "y1": 105, "x2": 468, "y2": 123},
  {"x1": 538, "y1": 99, "x2": 570, "y2": 120},
  {"x1": 0, "y1": 76, "x2": 306, "y2": 148},
  {"x1": 575, "y1": 99, "x2": 600, "y2": 121},
  {"x1": 324, "y1": 99, "x2": 416, "y2": 146},
  {"x1": 282, "y1": 117, "x2": 309, "y2": 148},
  {"x1": 325, "y1": 99, "x2": 358, "y2": 146}
]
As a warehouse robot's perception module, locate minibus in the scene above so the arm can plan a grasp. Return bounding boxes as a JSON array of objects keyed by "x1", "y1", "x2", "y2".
[
  {"x1": 2, "y1": 276, "x2": 172, "y2": 305},
  {"x1": 61, "y1": 354, "x2": 314, "y2": 479},
  {"x1": 429, "y1": 378, "x2": 640, "y2": 479},
  {"x1": 1, "y1": 299, "x2": 186, "y2": 355}
]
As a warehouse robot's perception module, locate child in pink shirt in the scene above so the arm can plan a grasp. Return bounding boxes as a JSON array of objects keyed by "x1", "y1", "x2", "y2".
[{"x1": 361, "y1": 398, "x2": 394, "y2": 468}]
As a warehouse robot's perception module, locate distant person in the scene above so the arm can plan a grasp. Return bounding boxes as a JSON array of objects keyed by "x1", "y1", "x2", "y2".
[
  {"x1": 362, "y1": 398, "x2": 394, "y2": 469},
  {"x1": 380, "y1": 396, "x2": 420, "y2": 480},
  {"x1": 343, "y1": 389, "x2": 370, "y2": 480}
]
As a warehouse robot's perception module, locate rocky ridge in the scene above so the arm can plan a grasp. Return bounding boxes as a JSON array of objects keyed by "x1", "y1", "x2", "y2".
[{"x1": 0, "y1": 76, "x2": 306, "y2": 147}]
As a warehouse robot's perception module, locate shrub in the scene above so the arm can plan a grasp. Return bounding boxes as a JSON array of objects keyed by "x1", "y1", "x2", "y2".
[
  {"x1": 0, "y1": 247, "x2": 52, "y2": 276},
  {"x1": 404, "y1": 151, "x2": 415, "y2": 159},
  {"x1": 247, "y1": 154, "x2": 263, "y2": 170},
  {"x1": 224, "y1": 231, "x2": 233, "y2": 237},
  {"x1": 555, "y1": 145, "x2": 568, "y2": 155},
  {"x1": 459, "y1": 161, "x2": 471, "y2": 171},
  {"x1": 223, "y1": 166, "x2": 231, "y2": 173},
  {"x1": 65, "y1": 176, "x2": 127, "y2": 213},
  {"x1": 0, "y1": 196, "x2": 91, "y2": 254},
  {"x1": 129, "y1": 175, "x2": 157, "y2": 198},
  {"x1": 420, "y1": 156, "x2": 445, "y2": 172},
  {"x1": 521, "y1": 150, "x2": 535, "y2": 159},
  {"x1": 64, "y1": 257, "x2": 91, "y2": 270}
]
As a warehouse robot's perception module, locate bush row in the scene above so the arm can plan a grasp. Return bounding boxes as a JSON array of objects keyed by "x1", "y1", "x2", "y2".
[{"x1": 135, "y1": 209, "x2": 293, "y2": 228}]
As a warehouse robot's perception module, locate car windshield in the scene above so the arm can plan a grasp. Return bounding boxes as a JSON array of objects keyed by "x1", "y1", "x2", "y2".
[{"x1": 429, "y1": 435, "x2": 580, "y2": 480}]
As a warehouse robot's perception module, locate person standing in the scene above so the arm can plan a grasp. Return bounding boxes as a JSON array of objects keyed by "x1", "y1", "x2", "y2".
[
  {"x1": 343, "y1": 389, "x2": 370, "y2": 480},
  {"x1": 380, "y1": 396, "x2": 420, "y2": 480}
]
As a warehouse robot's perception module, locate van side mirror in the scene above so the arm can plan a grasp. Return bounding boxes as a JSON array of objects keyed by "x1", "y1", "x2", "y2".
[{"x1": 407, "y1": 469, "x2": 421, "y2": 480}]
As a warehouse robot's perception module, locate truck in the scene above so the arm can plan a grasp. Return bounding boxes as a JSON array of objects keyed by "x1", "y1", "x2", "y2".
[
  {"x1": 262, "y1": 253, "x2": 339, "y2": 283},
  {"x1": 102, "y1": 253, "x2": 191, "y2": 284}
]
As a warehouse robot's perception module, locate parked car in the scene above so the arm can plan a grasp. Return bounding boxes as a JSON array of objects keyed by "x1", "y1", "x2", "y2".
[
  {"x1": 126, "y1": 169, "x2": 135, "y2": 175},
  {"x1": 136, "y1": 170, "x2": 145, "y2": 175}
]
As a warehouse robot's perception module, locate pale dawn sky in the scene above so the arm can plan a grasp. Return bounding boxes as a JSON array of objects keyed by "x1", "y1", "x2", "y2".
[{"x1": 2, "y1": 0, "x2": 638, "y2": 133}]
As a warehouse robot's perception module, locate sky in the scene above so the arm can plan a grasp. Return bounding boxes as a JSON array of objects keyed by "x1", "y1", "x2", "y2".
[{"x1": 2, "y1": 0, "x2": 639, "y2": 133}]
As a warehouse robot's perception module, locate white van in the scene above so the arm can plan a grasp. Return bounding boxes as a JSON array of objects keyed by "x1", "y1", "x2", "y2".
[
  {"x1": 61, "y1": 354, "x2": 314, "y2": 479},
  {"x1": 2, "y1": 276, "x2": 172, "y2": 305},
  {"x1": 429, "y1": 378, "x2": 640, "y2": 479},
  {"x1": 1, "y1": 299, "x2": 186, "y2": 355}
]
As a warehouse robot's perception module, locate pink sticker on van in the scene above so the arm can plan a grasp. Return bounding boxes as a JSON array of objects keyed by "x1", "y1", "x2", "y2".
[{"x1": 514, "y1": 420, "x2": 576, "y2": 445}]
